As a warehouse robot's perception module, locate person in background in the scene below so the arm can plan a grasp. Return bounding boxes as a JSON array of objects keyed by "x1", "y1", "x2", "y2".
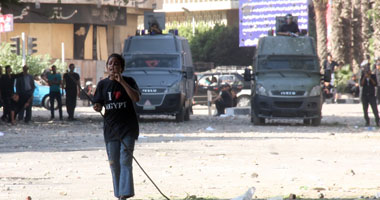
[
  {"x1": 360, "y1": 69, "x2": 379, "y2": 126},
  {"x1": 346, "y1": 75, "x2": 360, "y2": 98},
  {"x1": 277, "y1": 14, "x2": 300, "y2": 36},
  {"x1": 0, "y1": 66, "x2": 23, "y2": 123},
  {"x1": 212, "y1": 83, "x2": 233, "y2": 116},
  {"x1": 231, "y1": 88, "x2": 238, "y2": 107},
  {"x1": 9, "y1": 93, "x2": 20, "y2": 125},
  {"x1": 15, "y1": 65, "x2": 35, "y2": 123},
  {"x1": 46, "y1": 65, "x2": 63, "y2": 120},
  {"x1": 322, "y1": 81, "x2": 334, "y2": 102},
  {"x1": 63, "y1": 64, "x2": 80, "y2": 121},
  {"x1": 323, "y1": 53, "x2": 338, "y2": 85},
  {"x1": 374, "y1": 60, "x2": 380, "y2": 103},
  {"x1": 148, "y1": 22, "x2": 162, "y2": 35}
]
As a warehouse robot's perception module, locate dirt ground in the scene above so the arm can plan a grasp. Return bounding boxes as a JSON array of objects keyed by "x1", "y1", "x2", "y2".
[{"x1": 1, "y1": 104, "x2": 380, "y2": 200}]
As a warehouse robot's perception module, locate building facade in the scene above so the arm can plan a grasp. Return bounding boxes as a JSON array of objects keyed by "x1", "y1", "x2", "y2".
[{"x1": 1, "y1": 0, "x2": 155, "y2": 84}]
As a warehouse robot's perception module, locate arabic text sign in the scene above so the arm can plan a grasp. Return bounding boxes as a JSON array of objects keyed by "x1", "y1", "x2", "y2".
[
  {"x1": 239, "y1": 0, "x2": 309, "y2": 47},
  {"x1": 0, "y1": 14, "x2": 14, "y2": 33}
]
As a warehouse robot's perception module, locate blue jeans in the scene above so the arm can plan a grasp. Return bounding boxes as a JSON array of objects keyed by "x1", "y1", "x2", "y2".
[{"x1": 106, "y1": 136, "x2": 135, "y2": 198}]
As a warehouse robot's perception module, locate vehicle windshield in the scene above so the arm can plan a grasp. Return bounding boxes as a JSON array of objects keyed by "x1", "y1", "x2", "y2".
[
  {"x1": 258, "y1": 58, "x2": 318, "y2": 71},
  {"x1": 125, "y1": 54, "x2": 180, "y2": 69}
]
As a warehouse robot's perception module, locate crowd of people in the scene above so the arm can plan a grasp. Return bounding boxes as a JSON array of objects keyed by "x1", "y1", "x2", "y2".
[{"x1": 0, "y1": 63, "x2": 83, "y2": 125}]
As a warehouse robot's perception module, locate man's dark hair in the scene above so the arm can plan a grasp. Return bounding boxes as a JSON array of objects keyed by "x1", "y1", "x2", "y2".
[
  {"x1": 286, "y1": 14, "x2": 293, "y2": 18},
  {"x1": 69, "y1": 63, "x2": 75, "y2": 68},
  {"x1": 107, "y1": 53, "x2": 125, "y2": 72}
]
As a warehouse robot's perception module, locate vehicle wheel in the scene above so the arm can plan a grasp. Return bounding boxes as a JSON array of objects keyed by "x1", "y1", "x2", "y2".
[
  {"x1": 176, "y1": 106, "x2": 185, "y2": 122},
  {"x1": 311, "y1": 117, "x2": 321, "y2": 126},
  {"x1": 252, "y1": 114, "x2": 265, "y2": 125},
  {"x1": 184, "y1": 107, "x2": 190, "y2": 121},
  {"x1": 44, "y1": 96, "x2": 58, "y2": 110},
  {"x1": 237, "y1": 95, "x2": 251, "y2": 107},
  {"x1": 303, "y1": 119, "x2": 311, "y2": 125}
]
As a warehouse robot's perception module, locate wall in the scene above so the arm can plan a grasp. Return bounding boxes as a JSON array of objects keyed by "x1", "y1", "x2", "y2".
[{"x1": 2, "y1": 23, "x2": 74, "y2": 60}]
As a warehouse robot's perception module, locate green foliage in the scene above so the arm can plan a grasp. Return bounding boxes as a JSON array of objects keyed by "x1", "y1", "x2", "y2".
[
  {"x1": 189, "y1": 24, "x2": 254, "y2": 66},
  {"x1": 0, "y1": 43, "x2": 66, "y2": 76},
  {"x1": 335, "y1": 64, "x2": 353, "y2": 93}
]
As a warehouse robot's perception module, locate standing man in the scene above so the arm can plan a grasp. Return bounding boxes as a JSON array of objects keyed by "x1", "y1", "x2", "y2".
[
  {"x1": 361, "y1": 69, "x2": 379, "y2": 126},
  {"x1": 0, "y1": 66, "x2": 22, "y2": 122},
  {"x1": 47, "y1": 65, "x2": 63, "y2": 120},
  {"x1": 16, "y1": 65, "x2": 35, "y2": 123},
  {"x1": 323, "y1": 53, "x2": 338, "y2": 85},
  {"x1": 63, "y1": 64, "x2": 80, "y2": 121}
]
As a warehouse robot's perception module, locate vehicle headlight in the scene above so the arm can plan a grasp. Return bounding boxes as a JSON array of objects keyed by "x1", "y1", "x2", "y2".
[
  {"x1": 168, "y1": 81, "x2": 181, "y2": 93},
  {"x1": 256, "y1": 84, "x2": 268, "y2": 96},
  {"x1": 309, "y1": 85, "x2": 321, "y2": 96}
]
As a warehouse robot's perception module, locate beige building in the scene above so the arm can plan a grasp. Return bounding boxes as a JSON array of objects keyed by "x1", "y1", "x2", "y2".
[{"x1": 1, "y1": 0, "x2": 155, "y2": 84}]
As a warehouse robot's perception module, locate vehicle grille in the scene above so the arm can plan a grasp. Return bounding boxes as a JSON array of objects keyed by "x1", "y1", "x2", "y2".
[
  {"x1": 274, "y1": 101, "x2": 302, "y2": 108},
  {"x1": 137, "y1": 94, "x2": 164, "y2": 106},
  {"x1": 271, "y1": 90, "x2": 305, "y2": 96}
]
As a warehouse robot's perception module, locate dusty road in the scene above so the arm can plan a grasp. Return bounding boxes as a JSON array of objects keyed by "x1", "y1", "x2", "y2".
[{"x1": 0, "y1": 104, "x2": 380, "y2": 200}]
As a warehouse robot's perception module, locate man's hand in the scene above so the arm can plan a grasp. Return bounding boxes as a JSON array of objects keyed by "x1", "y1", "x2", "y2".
[
  {"x1": 93, "y1": 103, "x2": 102, "y2": 112},
  {"x1": 24, "y1": 102, "x2": 30, "y2": 108}
]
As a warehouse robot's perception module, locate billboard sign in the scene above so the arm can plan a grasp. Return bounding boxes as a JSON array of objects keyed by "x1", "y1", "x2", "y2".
[
  {"x1": 239, "y1": 0, "x2": 309, "y2": 47},
  {"x1": 0, "y1": 14, "x2": 14, "y2": 33}
]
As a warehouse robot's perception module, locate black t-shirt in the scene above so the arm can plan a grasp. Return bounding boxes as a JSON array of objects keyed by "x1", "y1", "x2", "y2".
[
  {"x1": 361, "y1": 74, "x2": 377, "y2": 97},
  {"x1": 93, "y1": 76, "x2": 140, "y2": 142},
  {"x1": 279, "y1": 22, "x2": 300, "y2": 34},
  {"x1": 221, "y1": 90, "x2": 233, "y2": 107},
  {"x1": 323, "y1": 60, "x2": 338, "y2": 72},
  {"x1": 63, "y1": 72, "x2": 80, "y2": 92}
]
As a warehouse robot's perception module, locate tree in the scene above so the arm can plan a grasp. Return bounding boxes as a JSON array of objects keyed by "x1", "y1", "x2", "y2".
[
  {"x1": 361, "y1": 0, "x2": 371, "y2": 59},
  {"x1": 373, "y1": 0, "x2": 380, "y2": 59},
  {"x1": 330, "y1": 0, "x2": 344, "y2": 64},
  {"x1": 341, "y1": 0, "x2": 353, "y2": 67},
  {"x1": 313, "y1": 0, "x2": 328, "y2": 67},
  {"x1": 190, "y1": 25, "x2": 254, "y2": 66},
  {"x1": 352, "y1": 0, "x2": 363, "y2": 72}
]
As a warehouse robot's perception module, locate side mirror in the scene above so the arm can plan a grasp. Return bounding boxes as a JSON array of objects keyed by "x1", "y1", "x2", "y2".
[{"x1": 244, "y1": 68, "x2": 252, "y2": 81}]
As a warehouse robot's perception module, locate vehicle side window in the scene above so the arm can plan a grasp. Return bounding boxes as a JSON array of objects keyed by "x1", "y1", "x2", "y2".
[
  {"x1": 198, "y1": 75, "x2": 218, "y2": 87},
  {"x1": 219, "y1": 75, "x2": 243, "y2": 87}
]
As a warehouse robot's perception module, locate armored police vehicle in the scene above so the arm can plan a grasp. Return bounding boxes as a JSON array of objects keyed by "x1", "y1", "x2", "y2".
[
  {"x1": 122, "y1": 34, "x2": 195, "y2": 122},
  {"x1": 245, "y1": 36, "x2": 323, "y2": 126}
]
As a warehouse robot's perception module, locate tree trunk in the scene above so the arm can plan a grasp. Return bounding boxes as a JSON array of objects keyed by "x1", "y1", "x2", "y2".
[
  {"x1": 361, "y1": 0, "x2": 371, "y2": 59},
  {"x1": 352, "y1": 0, "x2": 363, "y2": 72},
  {"x1": 340, "y1": 0, "x2": 353, "y2": 70},
  {"x1": 330, "y1": 0, "x2": 344, "y2": 65},
  {"x1": 373, "y1": 0, "x2": 380, "y2": 59},
  {"x1": 313, "y1": 0, "x2": 328, "y2": 68}
]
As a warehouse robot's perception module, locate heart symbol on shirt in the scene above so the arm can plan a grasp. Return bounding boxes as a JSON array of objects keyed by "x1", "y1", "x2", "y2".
[{"x1": 114, "y1": 91, "x2": 121, "y2": 100}]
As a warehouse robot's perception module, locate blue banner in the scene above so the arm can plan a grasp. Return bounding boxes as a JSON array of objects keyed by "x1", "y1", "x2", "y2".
[{"x1": 239, "y1": 0, "x2": 309, "y2": 47}]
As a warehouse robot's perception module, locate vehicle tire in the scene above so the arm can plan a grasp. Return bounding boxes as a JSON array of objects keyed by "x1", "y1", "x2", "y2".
[
  {"x1": 311, "y1": 117, "x2": 321, "y2": 126},
  {"x1": 176, "y1": 106, "x2": 185, "y2": 122},
  {"x1": 303, "y1": 119, "x2": 311, "y2": 125},
  {"x1": 184, "y1": 107, "x2": 190, "y2": 121},
  {"x1": 237, "y1": 95, "x2": 251, "y2": 107},
  {"x1": 43, "y1": 96, "x2": 58, "y2": 110}
]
